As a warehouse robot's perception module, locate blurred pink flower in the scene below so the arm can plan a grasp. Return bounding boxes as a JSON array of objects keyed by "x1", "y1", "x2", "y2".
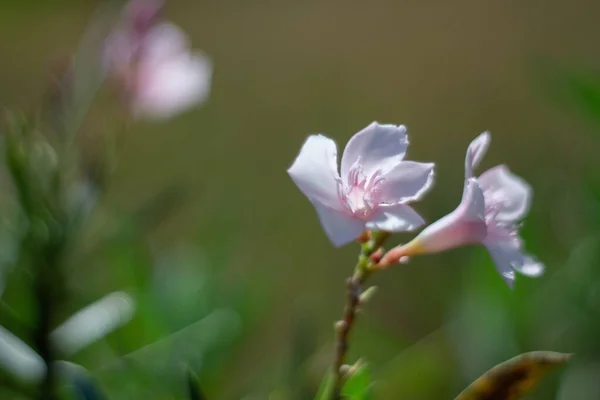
[
  {"x1": 379, "y1": 132, "x2": 544, "y2": 288},
  {"x1": 287, "y1": 122, "x2": 435, "y2": 247},
  {"x1": 104, "y1": 0, "x2": 212, "y2": 120}
]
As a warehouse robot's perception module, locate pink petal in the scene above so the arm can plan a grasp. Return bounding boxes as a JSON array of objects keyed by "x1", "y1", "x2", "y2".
[
  {"x1": 465, "y1": 131, "x2": 490, "y2": 178},
  {"x1": 313, "y1": 203, "x2": 366, "y2": 247},
  {"x1": 412, "y1": 179, "x2": 487, "y2": 253},
  {"x1": 378, "y1": 161, "x2": 435, "y2": 203},
  {"x1": 478, "y1": 165, "x2": 532, "y2": 222},
  {"x1": 287, "y1": 135, "x2": 343, "y2": 211},
  {"x1": 340, "y1": 122, "x2": 408, "y2": 182},
  {"x1": 365, "y1": 203, "x2": 425, "y2": 232},
  {"x1": 134, "y1": 50, "x2": 212, "y2": 120}
]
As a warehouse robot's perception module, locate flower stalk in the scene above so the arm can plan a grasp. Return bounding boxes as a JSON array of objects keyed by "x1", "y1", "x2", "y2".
[{"x1": 332, "y1": 231, "x2": 388, "y2": 399}]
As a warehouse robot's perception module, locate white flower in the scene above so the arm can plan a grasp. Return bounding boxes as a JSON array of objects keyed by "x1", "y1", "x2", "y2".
[{"x1": 288, "y1": 122, "x2": 435, "y2": 246}]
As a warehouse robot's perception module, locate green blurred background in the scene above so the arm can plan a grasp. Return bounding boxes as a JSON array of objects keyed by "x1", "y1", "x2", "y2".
[{"x1": 2, "y1": 0, "x2": 600, "y2": 398}]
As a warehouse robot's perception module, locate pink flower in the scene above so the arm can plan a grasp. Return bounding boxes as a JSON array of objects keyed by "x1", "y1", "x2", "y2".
[
  {"x1": 287, "y1": 122, "x2": 435, "y2": 247},
  {"x1": 379, "y1": 132, "x2": 544, "y2": 288},
  {"x1": 104, "y1": 0, "x2": 212, "y2": 120}
]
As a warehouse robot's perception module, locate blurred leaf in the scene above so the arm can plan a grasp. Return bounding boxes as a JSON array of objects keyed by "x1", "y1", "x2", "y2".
[
  {"x1": 187, "y1": 368, "x2": 207, "y2": 400},
  {"x1": 314, "y1": 364, "x2": 371, "y2": 400},
  {"x1": 341, "y1": 363, "x2": 371, "y2": 400},
  {"x1": 455, "y1": 351, "x2": 571, "y2": 400},
  {"x1": 103, "y1": 309, "x2": 241, "y2": 382},
  {"x1": 377, "y1": 327, "x2": 453, "y2": 398},
  {"x1": 314, "y1": 370, "x2": 334, "y2": 400},
  {"x1": 61, "y1": 0, "x2": 123, "y2": 140}
]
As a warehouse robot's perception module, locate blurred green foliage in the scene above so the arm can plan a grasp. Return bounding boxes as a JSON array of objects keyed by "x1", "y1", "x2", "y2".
[{"x1": 0, "y1": 0, "x2": 600, "y2": 399}]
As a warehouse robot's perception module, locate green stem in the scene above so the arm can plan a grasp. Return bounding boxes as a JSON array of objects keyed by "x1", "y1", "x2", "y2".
[
  {"x1": 33, "y1": 263, "x2": 57, "y2": 400},
  {"x1": 5, "y1": 124, "x2": 65, "y2": 400}
]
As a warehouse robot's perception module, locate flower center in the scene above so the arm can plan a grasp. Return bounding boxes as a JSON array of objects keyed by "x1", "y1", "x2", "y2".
[{"x1": 339, "y1": 161, "x2": 385, "y2": 218}]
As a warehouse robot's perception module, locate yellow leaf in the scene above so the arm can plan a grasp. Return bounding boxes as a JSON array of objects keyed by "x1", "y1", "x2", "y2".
[{"x1": 455, "y1": 351, "x2": 572, "y2": 400}]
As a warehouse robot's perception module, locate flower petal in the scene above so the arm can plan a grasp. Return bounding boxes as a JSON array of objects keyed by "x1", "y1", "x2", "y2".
[
  {"x1": 287, "y1": 135, "x2": 343, "y2": 210},
  {"x1": 134, "y1": 50, "x2": 212, "y2": 119},
  {"x1": 486, "y1": 245, "x2": 517, "y2": 289},
  {"x1": 484, "y1": 238, "x2": 544, "y2": 277},
  {"x1": 340, "y1": 122, "x2": 408, "y2": 182},
  {"x1": 465, "y1": 131, "x2": 490, "y2": 178},
  {"x1": 407, "y1": 179, "x2": 487, "y2": 254},
  {"x1": 313, "y1": 204, "x2": 366, "y2": 247},
  {"x1": 478, "y1": 165, "x2": 532, "y2": 221},
  {"x1": 459, "y1": 178, "x2": 486, "y2": 222},
  {"x1": 365, "y1": 203, "x2": 425, "y2": 232},
  {"x1": 143, "y1": 22, "x2": 190, "y2": 61},
  {"x1": 378, "y1": 161, "x2": 435, "y2": 203}
]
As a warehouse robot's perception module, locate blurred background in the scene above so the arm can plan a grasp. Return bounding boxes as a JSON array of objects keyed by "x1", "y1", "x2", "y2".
[{"x1": 1, "y1": 0, "x2": 600, "y2": 398}]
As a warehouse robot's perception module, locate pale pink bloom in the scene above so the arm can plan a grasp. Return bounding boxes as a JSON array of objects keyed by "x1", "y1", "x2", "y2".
[
  {"x1": 379, "y1": 132, "x2": 543, "y2": 288},
  {"x1": 104, "y1": 1, "x2": 212, "y2": 120},
  {"x1": 129, "y1": 23, "x2": 212, "y2": 120},
  {"x1": 287, "y1": 122, "x2": 435, "y2": 247}
]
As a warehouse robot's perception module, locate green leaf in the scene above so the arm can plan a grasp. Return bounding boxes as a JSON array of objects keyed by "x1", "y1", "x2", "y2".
[
  {"x1": 187, "y1": 368, "x2": 206, "y2": 400},
  {"x1": 314, "y1": 364, "x2": 372, "y2": 400},
  {"x1": 455, "y1": 351, "x2": 572, "y2": 400},
  {"x1": 314, "y1": 369, "x2": 334, "y2": 400},
  {"x1": 342, "y1": 363, "x2": 372, "y2": 400}
]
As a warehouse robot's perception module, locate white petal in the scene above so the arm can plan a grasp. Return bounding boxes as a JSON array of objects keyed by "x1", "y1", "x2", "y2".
[
  {"x1": 365, "y1": 203, "x2": 425, "y2": 232},
  {"x1": 134, "y1": 50, "x2": 212, "y2": 120},
  {"x1": 288, "y1": 135, "x2": 343, "y2": 210},
  {"x1": 485, "y1": 238, "x2": 545, "y2": 285},
  {"x1": 313, "y1": 204, "x2": 365, "y2": 247},
  {"x1": 378, "y1": 161, "x2": 435, "y2": 203},
  {"x1": 340, "y1": 122, "x2": 408, "y2": 182},
  {"x1": 478, "y1": 165, "x2": 532, "y2": 221},
  {"x1": 144, "y1": 22, "x2": 190, "y2": 62},
  {"x1": 486, "y1": 246, "x2": 516, "y2": 289},
  {"x1": 51, "y1": 292, "x2": 135, "y2": 356},
  {"x1": 518, "y1": 255, "x2": 545, "y2": 276},
  {"x1": 0, "y1": 325, "x2": 45, "y2": 383},
  {"x1": 465, "y1": 131, "x2": 490, "y2": 178}
]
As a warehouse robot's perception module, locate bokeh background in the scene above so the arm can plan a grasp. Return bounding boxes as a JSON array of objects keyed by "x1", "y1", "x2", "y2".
[{"x1": 2, "y1": 0, "x2": 600, "y2": 398}]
